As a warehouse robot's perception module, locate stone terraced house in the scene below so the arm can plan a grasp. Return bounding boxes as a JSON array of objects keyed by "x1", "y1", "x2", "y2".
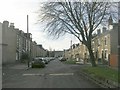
[
  {"x1": 64, "y1": 16, "x2": 120, "y2": 68},
  {"x1": 0, "y1": 21, "x2": 47, "y2": 65}
]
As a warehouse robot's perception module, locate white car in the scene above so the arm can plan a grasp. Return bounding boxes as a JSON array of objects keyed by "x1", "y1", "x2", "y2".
[
  {"x1": 76, "y1": 59, "x2": 84, "y2": 64},
  {"x1": 58, "y1": 57, "x2": 63, "y2": 61}
]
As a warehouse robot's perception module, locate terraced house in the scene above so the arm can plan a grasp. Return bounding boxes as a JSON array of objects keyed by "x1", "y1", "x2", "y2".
[
  {"x1": 0, "y1": 21, "x2": 47, "y2": 65},
  {"x1": 92, "y1": 27, "x2": 111, "y2": 64},
  {"x1": 64, "y1": 16, "x2": 120, "y2": 68}
]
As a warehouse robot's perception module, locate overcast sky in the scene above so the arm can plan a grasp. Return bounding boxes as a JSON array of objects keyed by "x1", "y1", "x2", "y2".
[{"x1": 0, "y1": 0, "x2": 79, "y2": 51}]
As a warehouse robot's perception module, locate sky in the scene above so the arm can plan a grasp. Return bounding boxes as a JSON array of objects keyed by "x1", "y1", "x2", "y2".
[{"x1": 0, "y1": 0, "x2": 79, "y2": 51}]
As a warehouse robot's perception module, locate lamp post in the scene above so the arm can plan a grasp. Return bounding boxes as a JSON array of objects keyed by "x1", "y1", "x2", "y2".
[
  {"x1": 27, "y1": 15, "x2": 30, "y2": 68},
  {"x1": 70, "y1": 40, "x2": 72, "y2": 60}
]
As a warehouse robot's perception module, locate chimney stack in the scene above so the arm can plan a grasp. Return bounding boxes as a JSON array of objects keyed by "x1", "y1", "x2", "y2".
[
  {"x1": 10, "y1": 23, "x2": 14, "y2": 29},
  {"x1": 3, "y1": 21, "x2": 9, "y2": 27}
]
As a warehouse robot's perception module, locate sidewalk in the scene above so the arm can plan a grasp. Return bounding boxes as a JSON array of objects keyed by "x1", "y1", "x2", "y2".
[{"x1": 3, "y1": 62, "x2": 28, "y2": 70}]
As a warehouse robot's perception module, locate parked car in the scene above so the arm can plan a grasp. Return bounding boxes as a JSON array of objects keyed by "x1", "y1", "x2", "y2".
[
  {"x1": 49, "y1": 57, "x2": 55, "y2": 61},
  {"x1": 42, "y1": 58, "x2": 49, "y2": 64},
  {"x1": 76, "y1": 59, "x2": 84, "y2": 65},
  {"x1": 46, "y1": 57, "x2": 51, "y2": 62},
  {"x1": 32, "y1": 58, "x2": 45, "y2": 68},
  {"x1": 58, "y1": 57, "x2": 63, "y2": 61},
  {"x1": 60, "y1": 58, "x2": 66, "y2": 62},
  {"x1": 36, "y1": 57, "x2": 46, "y2": 64}
]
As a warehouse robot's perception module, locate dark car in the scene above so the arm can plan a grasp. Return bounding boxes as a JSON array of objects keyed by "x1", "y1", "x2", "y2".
[
  {"x1": 60, "y1": 58, "x2": 66, "y2": 62},
  {"x1": 42, "y1": 58, "x2": 49, "y2": 64},
  {"x1": 32, "y1": 58, "x2": 45, "y2": 68}
]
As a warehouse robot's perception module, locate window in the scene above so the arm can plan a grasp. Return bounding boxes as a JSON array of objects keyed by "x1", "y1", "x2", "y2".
[
  {"x1": 17, "y1": 35, "x2": 19, "y2": 48},
  {"x1": 105, "y1": 50, "x2": 107, "y2": 59},
  {"x1": 101, "y1": 50, "x2": 104, "y2": 59}
]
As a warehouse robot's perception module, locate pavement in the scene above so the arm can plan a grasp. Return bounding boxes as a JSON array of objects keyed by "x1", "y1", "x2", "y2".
[
  {"x1": 0, "y1": 76, "x2": 1, "y2": 90},
  {"x1": 2, "y1": 59, "x2": 101, "y2": 88},
  {"x1": 2, "y1": 62, "x2": 28, "y2": 69}
]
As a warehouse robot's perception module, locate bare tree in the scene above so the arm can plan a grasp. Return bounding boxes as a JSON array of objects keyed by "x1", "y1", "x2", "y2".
[{"x1": 38, "y1": 1, "x2": 117, "y2": 67}]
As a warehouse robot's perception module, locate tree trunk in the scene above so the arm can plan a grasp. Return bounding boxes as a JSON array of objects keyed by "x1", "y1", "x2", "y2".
[{"x1": 87, "y1": 44, "x2": 97, "y2": 67}]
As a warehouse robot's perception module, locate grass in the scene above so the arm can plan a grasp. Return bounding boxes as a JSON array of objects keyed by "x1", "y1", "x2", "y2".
[
  {"x1": 82, "y1": 66, "x2": 120, "y2": 83},
  {"x1": 64, "y1": 60, "x2": 76, "y2": 64}
]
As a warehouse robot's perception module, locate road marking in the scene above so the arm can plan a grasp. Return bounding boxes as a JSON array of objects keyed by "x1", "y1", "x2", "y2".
[
  {"x1": 22, "y1": 74, "x2": 44, "y2": 76},
  {"x1": 49, "y1": 73, "x2": 74, "y2": 76},
  {"x1": 22, "y1": 73, "x2": 74, "y2": 76}
]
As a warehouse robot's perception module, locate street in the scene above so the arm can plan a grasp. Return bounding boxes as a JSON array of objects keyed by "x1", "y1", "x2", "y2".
[{"x1": 2, "y1": 59, "x2": 100, "y2": 88}]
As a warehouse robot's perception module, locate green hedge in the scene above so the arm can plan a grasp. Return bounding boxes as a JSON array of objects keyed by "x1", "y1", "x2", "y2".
[{"x1": 32, "y1": 63, "x2": 45, "y2": 68}]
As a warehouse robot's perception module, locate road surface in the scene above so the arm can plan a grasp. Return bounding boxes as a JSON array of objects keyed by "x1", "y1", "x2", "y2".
[{"x1": 2, "y1": 59, "x2": 101, "y2": 88}]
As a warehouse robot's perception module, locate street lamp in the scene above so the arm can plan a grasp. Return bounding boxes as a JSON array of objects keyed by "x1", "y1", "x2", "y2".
[
  {"x1": 27, "y1": 15, "x2": 30, "y2": 68},
  {"x1": 70, "y1": 40, "x2": 72, "y2": 59}
]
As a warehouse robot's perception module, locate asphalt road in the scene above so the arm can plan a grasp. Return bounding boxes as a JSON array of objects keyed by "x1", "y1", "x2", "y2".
[{"x1": 2, "y1": 59, "x2": 101, "y2": 88}]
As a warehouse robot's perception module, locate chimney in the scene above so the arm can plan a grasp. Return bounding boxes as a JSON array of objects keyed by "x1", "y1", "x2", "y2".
[
  {"x1": 10, "y1": 23, "x2": 14, "y2": 29},
  {"x1": 15, "y1": 28, "x2": 19, "y2": 32},
  {"x1": 38, "y1": 44, "x2": 42, "y2": 48},
  {"x1": 3, "y1": 21, "x2": 9, "y2": 27},
  {"x1": 24, "y1": 33, "x2": 30, "y2": 39},
  {"x1": 108, "y1": 15, "x2": 113, "y2": 25},
  {"x1": 2, "y1": 21, "x2": 9, "y2": 32},
  {"x1": 102, "y1": 27, "x2": 107, "y2": 33}
]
